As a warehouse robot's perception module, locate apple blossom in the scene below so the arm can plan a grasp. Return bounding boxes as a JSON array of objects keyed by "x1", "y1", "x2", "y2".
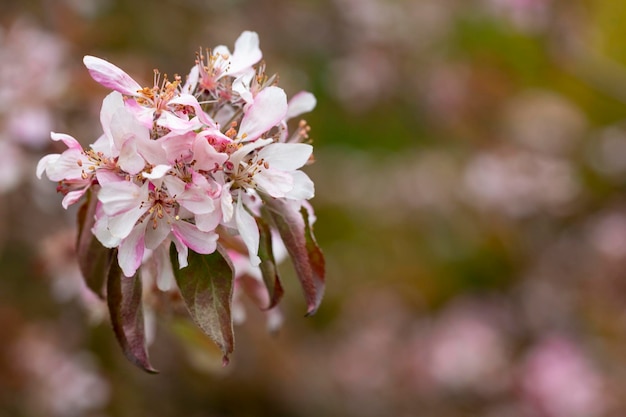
[{"x1": 37, "y1": 30, "x2": 325, "y2": 372}]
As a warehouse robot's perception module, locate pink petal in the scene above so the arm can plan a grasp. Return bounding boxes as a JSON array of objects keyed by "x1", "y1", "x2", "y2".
[
  {"x1": 50, "y1": 132, "x2": 83, "y2": 151},
  {"x1": 117, "y1": 224, "x2": 146, "y2": 277},
  {"x1": 193, "y1": 131, "x2": 229, "y2": 170},
  {"x1": 62, "y1": 188, "x2": 88, "y2": 209},
  {"x1": 171, "y1": 221, "x2": 218, "y2": 254},
  {"x1": 237, "y1": 86, "x2": 287, "y2": 141},
  {"x1": 83, "y1": 55, "x2": 143, "y2": 96},
  {"x1": 162, "y1": 132, "x2": 194, "y2": 163},
  {"x1": 169, "y1": 94, "x2": 217, "y2": 128}
]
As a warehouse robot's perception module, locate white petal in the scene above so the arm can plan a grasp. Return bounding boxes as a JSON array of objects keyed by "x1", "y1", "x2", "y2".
[
  {"x1": 286, "y1": 91, "x2": 317, "y2": 120},
  {"x1": 144, "y1": 218, "x2": 171, "y2": 250},
  {"x1": 118, "y1": 138, "x2": 146, "y2": 175},
  {"x1": 36, "y1": 154, "x2": 60, "y2": 179},
  {"x1": 227, "y1": 31, "x2": 262, "y2": 77},
  {"x1": 45, "y1": 150, "x2": 86, "y2": 181},
  {"x1": 195, "y1": 206, "x2": 222, "y2": 232},
  {"x1": 172, "y1": 237, "x2": 189, "y2": 269},
  {"x1": 183, "y1": 65, "x2": 199, "y2": 94},
  {"x1": 237, "y1": 86, "x2": 287, "y2": 141},
  {"x1": 285, "y1": 170, "x2": 315, "y2": 200},
  {"x1": 255, "y1": 169, "x2": 293, "y2": 198},
  {"x1": 98, "y1": 181, "x2": 147, "y2": 216},
  {"x1": 106, "y1": 204, "x2": 149, "y2": 239},
  {"x1": 228, "y1": 138, "x2": 272, "y2": 169},
  {"x1": 221, "y1": 184, "x2": 234, "y2": 223},
  {"x1": 110, "y1": 104, "x2": 149, "y2": 152},
  {"x1": 235, "y1": 193, "x2": 261, "y2": 266},
  {"x1": 154, "y1": 243, "x2": 176, "y2": 291},
  {"x1": 93, "y1": 210, "x2": 121, "y2": 248},
  {"x1": 142, "y1": 164, "x2": 171, "y2": 179},
  {"x1": 258, "y1": 143, "x2": 312, "y2": 171}
]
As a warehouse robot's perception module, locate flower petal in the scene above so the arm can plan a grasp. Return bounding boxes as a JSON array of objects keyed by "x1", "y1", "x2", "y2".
[
  {"x1": 285, "y1": 170, "x2": 315, "y2": 200},
  {"x1": 286, "y1": 91, "x2": 317, "y2": 120},
  {"x1": 258, "y1": 143, "x2": 312, "y2": 171},
  {"x1": 235, "y1": 192, "x2": 261, "y2": 266},
  {"x1": 255, "y1": 169, "x2": 293, "y2": 198},
  {"x1": 226, "y1": 31, "x2": 262, "y2": 77},
  {"x1": 98, "y1": 181, "x2": 147, "y2": 216},
  {"x1": 237, "y1": 86, "x2": 287, "y2": 142},
  {"x1": 171, "y1": 221, "x2": 218, "y2": 255},
  {"x1": 117, "y1": 224, "x2": 146, "y2": 277},
  {"x1": 83, "y1": 55, "x2": 142, "y2": 96}
]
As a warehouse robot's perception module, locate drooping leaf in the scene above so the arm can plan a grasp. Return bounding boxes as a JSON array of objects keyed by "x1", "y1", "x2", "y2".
[
  {"x1": 76, "y1": 188, "x2": 114, "y2": 298},
  {"x1": 300, "y1": 203, "x2": 326, "y2": 307},
  {"x1": 256, "y1": 213, "x2": 284, "y2": 309},
  {"x1": 170, "y1": 244, "x2": 235, "y2": 365},
  {"x1": 262, "y1": 197, "x2": 325, "y2": 316},
  {"x1": 107, "y1": 256, "x2": 158, "y2": 373}
]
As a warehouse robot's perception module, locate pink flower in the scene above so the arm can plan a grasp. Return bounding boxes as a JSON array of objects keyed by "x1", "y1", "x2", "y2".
[
  {"x1": 83, "y1": 56, "x2": 216, "y2": 132},
  {"x1": 96, "y1": 177, "x2": 218, "y2": 277},
  {"x1": 185, "y1": 31, "x2": 262, "y2": 94}
]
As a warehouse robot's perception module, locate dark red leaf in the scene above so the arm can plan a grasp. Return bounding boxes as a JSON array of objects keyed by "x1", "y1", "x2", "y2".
[
  {"x1": 256, "y1": 213, "x2": 284, "y2": 309},
  {"x1": 170, "y1": 244, "x2": 235, "y2": 364},
  {"x1": 107, "y1": 256, "x2": 158, "y2": 373},
  {"x1": 262, "y1": 198, "x2": 325, "y2": 316},
  {"x1": 76, "y1": 188, "x2": 114, "y2": 298}
]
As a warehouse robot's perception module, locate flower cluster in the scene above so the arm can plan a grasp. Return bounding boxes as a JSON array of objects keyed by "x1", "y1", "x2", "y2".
[{"x1": 37, "y1": 31, "x2": 324, "y2": 371}]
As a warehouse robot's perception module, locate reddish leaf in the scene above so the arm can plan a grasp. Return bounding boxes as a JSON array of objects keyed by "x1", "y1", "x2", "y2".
[
  {"x1": 107, "y1": 257, "x2": 158, "y2": 373},
  {"x1": 76, "y1": 188, "x2": 114, "y2": 298},
  {"x1": 256, "y1": 213, "x2": 284, "y2": 309},
  {"x1": 262, "y1": 198, "x2": 325, "y2": 316},
  {"x1": 170, "y1": 244, "x2": 235, "y2": 365},
  {"x1": 300, "y1": 204, "x2": 326, "y2": 308}
]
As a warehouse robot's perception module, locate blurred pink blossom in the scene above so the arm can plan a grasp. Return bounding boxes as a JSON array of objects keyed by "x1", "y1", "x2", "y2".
[
  {"x1": 463, "y1": 148, "x2": 579, "y2": 217},
  {"x1": 520, "y1": 335, "x2": 606, "y2": 417},
  {"x1": 425, "y1": 298, "x2": 511, "y2": 394},
  {"x1": 11, "y1": 325, "x2": 110, "y2": 417}
]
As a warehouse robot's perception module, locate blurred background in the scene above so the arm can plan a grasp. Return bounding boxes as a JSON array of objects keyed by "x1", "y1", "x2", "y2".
[{"x1": 3, "y1": 0, "x2": 626, "y2": 416}]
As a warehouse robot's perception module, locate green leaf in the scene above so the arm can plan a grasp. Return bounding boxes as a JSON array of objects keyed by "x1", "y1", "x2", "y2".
[
  {"x1": 262, "y1": 198, "x2": 325, "y2": 316},
  {"x1": 256, "y1": 213, "x2": 284, "y2": 309},
  {"x1": 170, "y1": 244, "x2": 235, "y2": 365},
  {"x1": 76, "y1": 188, "x2": 114, "y2": 298},
  {"x1": 107, "y1": 256, "x2": 158, "y2": 373}
]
